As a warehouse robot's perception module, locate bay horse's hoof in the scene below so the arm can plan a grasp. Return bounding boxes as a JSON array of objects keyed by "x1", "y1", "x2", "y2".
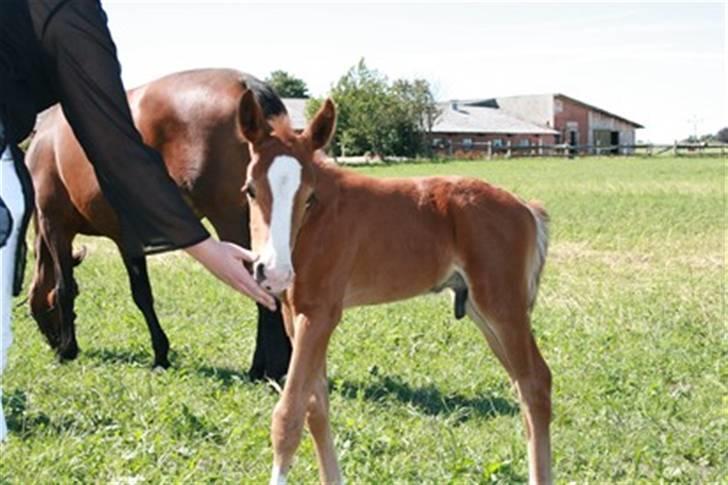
[
  {"x1": 153, "y1": 358, "x2": 171, "y2": 370},
  {"x1": 248, "y1": 364, "x2": 288, "y2": 384},
  {"x1": 248, "y1": 364, "x2": 265, "y2": 382}
]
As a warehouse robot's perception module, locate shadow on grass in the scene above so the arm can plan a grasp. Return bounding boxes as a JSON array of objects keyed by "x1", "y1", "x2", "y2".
[
  {"x1": 84, "y1": 347, "x2": 260, "y2": 389},
  {"x1": 195, "y1": 365, "x2": 252, "y2": 387},
  {"x1": 337, "y1": 374, "x2": 518, "y2": 424},
  {"x1": 3, "y1": 389, "x2": 77, "y2": 437},
  {"x1": 84, "y1": 347, "x2": 154, "y2": 367}
]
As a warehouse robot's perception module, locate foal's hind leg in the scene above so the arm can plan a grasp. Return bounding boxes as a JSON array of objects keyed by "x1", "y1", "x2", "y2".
[
  {"x1": 465, "y1": 282, "x2": 552, "y2": 485},
  {"x1": 121, "y1": 254, "x2": 170, "y2": 368},
  {"x1": 305, "y1": 363, "x2": 341, "y2": 484}
]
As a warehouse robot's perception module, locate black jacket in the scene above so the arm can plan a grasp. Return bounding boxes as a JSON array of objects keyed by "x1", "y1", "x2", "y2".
[{"x1": 0, "y1": 0, "x2": 209, "y2": 289}]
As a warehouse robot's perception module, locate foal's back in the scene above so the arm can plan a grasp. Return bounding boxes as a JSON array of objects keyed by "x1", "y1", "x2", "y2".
[{"x1": 295, "y1": 165, "x2": 537, "y2": 308}]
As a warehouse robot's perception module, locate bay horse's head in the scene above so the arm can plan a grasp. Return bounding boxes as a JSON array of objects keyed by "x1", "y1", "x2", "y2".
[{"x1": 239, "y1": 90, "x2": 336, "y2": 294}]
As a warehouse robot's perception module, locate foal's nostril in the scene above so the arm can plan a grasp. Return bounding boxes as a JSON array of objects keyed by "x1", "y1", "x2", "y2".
[{"x1": 254, "y1": 263, "x2": 266, "y2": 284}]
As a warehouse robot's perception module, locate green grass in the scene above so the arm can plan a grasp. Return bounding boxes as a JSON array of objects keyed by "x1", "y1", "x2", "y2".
[{"x1": 2, "y1": 157, "x2": 725, "y2": 483}]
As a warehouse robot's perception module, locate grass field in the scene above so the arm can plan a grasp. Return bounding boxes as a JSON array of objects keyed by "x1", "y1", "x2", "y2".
[{"x1": 1, "y1": 157, "x2": 725, "y2": 483}]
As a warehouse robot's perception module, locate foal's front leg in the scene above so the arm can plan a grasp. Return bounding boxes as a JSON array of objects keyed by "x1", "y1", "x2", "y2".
[{"x1": 270, "y1": 310, "x2": 340, "y2": 485}]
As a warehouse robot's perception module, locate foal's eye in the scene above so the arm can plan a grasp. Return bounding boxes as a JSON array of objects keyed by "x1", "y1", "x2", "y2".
[
  {"x1": 244, "y1": 184, "x2": 256, "y2": 199},
  {"x1": 305, "y1": 193, "x2": 317, "y2": 209}
]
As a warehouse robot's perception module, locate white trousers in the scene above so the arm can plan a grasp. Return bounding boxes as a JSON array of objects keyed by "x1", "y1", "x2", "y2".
[{"x1": 0, "y1": 144, "x2": 26, "y2": 441}]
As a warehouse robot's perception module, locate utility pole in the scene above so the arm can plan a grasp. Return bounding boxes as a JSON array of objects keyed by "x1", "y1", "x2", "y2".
[{"x1": 687, "y1": 114, "x2": 703, "y2": 141}]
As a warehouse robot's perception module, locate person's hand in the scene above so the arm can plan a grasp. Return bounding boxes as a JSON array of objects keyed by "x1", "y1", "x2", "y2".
[{"x1": 185, "y1": 237, "x2": 276, "y2": 311}]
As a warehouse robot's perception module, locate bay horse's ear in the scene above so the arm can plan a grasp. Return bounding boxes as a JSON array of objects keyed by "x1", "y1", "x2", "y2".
[
  {"x1": 238, "y1": 89, "x2": 269, "y2": 145},
  {"x1": 304, "y1": 98, "x2": 336, "y2": 151}
]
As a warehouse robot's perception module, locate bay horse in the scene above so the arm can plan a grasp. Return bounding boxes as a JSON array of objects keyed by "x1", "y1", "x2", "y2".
[
  {"x1": 25, "y1": 68, "x2": 291, "y2": 379},
  {"x1": 238, "y1": 92, "x2": 553, "y2": 484}
]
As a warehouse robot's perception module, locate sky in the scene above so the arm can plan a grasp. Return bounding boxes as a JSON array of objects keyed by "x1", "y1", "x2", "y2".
[{"x1": 103, "y1": 1, "x2": 726, "y2": 143}]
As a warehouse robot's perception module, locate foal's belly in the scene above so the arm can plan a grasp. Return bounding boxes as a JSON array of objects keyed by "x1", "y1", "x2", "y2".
[{"x1": 342, "y1": 235, "x2": 454, "y2": 308}]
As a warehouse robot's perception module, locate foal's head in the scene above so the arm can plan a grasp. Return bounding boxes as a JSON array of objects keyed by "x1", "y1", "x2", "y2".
[{"x1": 239, "y1": 90, "x2": 336, "y2": 294}]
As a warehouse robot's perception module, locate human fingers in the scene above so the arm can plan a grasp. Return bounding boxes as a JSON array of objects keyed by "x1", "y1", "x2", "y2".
[
  {"x1": 234, "y1": 269, "x2": 276, "y2": 310},
  {"x1": 226, "y1": 242, "x2": 260, "y2": 263}
]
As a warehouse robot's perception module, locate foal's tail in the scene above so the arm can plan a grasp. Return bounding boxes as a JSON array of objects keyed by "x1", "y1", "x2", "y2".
[{"x1": 526, "y1": 201, "x2": 549, "y2": 312}]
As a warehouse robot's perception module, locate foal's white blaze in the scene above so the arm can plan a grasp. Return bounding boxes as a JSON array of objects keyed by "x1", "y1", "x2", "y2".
[{"x1": 260, "y1": 155, "x2": 301, "y2": 292}]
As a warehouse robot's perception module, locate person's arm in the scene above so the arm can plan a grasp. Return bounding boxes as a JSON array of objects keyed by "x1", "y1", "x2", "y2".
[
  {"x1": 30, "y1": 0, "x2": 274, "y2": 309},
  {"x1": 186, "y1": 239, "x2": 275, "y2": 310}
]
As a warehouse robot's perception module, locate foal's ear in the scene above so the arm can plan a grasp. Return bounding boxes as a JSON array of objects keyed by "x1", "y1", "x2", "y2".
[
  {"x1": 238, "y1": 89, "x2": 269, "y2": 145},
  {"x1": 304, "y1": 98, "x2": 336, "y2": 151}
]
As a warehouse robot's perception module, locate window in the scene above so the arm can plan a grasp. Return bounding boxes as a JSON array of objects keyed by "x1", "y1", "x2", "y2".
[
  {"x1": 492, "y1": 138, "x2": 503, "y2": 147},
  {"x1": 518, "y1": 139, "x2": 530, "y2": 147},
  {"x1": 462, "y1": 137, "x2": 473, "y2": 148},
  {"x1": 432, "y1": 138, "x2": 442, "y2": 147}
]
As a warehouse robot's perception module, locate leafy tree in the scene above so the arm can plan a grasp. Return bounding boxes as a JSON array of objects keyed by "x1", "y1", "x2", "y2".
[
  {"x1": 306, "y1": 59, "x2": 439, "y2": 158},
  {"x1": 265, "y1": 70, "x2": 309, "y2": 98},
  {"x1": 717, "y1": 127, "x2": 728, "y2": 143}
]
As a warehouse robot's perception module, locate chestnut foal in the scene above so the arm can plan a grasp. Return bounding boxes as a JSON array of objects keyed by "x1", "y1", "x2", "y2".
[{"x1": 239, "y1": 91, "x2": 553, "y2": 485}]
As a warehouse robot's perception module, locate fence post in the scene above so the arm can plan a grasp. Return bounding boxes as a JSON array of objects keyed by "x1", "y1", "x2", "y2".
[
  {"x1": 538, "y1": 139, "x2": 543, "y2": 156},
  {"x1": 506, "y1": 140, "x2": 512, "y2": 158},
  {"x1": 487, "y1": 141, "x2": 492, "y2": 160},
  {"x1": 673, "y1": 140, "x2": 678, "y2": 156}
]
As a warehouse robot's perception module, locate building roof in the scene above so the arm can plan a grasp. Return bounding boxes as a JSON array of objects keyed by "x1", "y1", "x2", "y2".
[
  {"x1": 469, "y1": 94, "x2": 644, "y2": 128},
  {"x1": 281, "y1": 98, "x2": 308, "y2": 131},
  {"x1": 433, "y1": 102, "x2": 559, "y2": 135}
]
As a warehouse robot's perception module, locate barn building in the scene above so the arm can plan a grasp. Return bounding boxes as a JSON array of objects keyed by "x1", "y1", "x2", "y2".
[
  {"x1": 430, "y1": 101, "x2": 558, "y2": 155},
  {"x1": 433, "y1": 94, "x2": 643, "y2": 155},
  {"x1": 283, "y1": 94, "x2": 643, "y2": 156}
]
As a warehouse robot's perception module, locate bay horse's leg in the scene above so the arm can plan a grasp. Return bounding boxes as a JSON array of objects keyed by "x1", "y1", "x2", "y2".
[
  {"x1": 29, "y1": 219, "x2": 61, "y2": 349},
  {"x1": 270, "y1": 310, "x2": 341, "y2": 484},
  {"x1": 120, "y1": 254, "x2": 170, "y2": 369},
  {"x1": 39, "y1": 217, "x2": 79, "y2": 361},
  {"x1": 206, "y1": 209, "x2": 291, "y2": 381},
  {"x1": 250, "y1": 305, "x2": 291, "y2": 381},
  {"x1": 464, "y1": 281, "x2": 552, "y2": 485}
]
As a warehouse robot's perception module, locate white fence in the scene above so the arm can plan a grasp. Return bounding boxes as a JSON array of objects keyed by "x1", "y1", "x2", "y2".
[{"x1": 436, "y1": 140, "x2": 728, "y2": 159}]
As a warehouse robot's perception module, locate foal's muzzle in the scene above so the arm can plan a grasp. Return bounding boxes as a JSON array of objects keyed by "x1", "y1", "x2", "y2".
[{"x1": 253, "y1": 261, "x2": 294, "y2": 294}]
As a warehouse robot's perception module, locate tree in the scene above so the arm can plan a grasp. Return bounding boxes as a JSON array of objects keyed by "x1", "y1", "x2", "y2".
[
  {"x1": 306, "y1": 59, "x2": 439, "y2": 158},
  {"x1": 265, "y1": 70, "x2": 309, "y2": 98},
  {"x1": 717, "y1": 127, "x2": 728, "y2": 143}
]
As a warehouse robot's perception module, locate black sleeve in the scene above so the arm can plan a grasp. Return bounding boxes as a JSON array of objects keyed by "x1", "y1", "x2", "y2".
[{"x1": 32, "y1": 0, "x2": 209, "y2": 258}]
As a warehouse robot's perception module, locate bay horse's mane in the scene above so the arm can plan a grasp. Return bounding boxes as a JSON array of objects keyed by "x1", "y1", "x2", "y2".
[
  {"x1": 240, "y1": 73, "x2": 287, "y2": 121},
  {"x1": 239, "y1": 72, "x2": 297, "y2": 141}
]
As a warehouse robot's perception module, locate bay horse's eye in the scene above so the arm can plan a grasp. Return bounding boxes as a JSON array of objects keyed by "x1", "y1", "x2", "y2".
[
  {"x1": 305, "y1": 192, "x2": 317, "y2": 209},
  {"x1": 244, "y1": 183, "x2": 256, "y2": 199}
]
